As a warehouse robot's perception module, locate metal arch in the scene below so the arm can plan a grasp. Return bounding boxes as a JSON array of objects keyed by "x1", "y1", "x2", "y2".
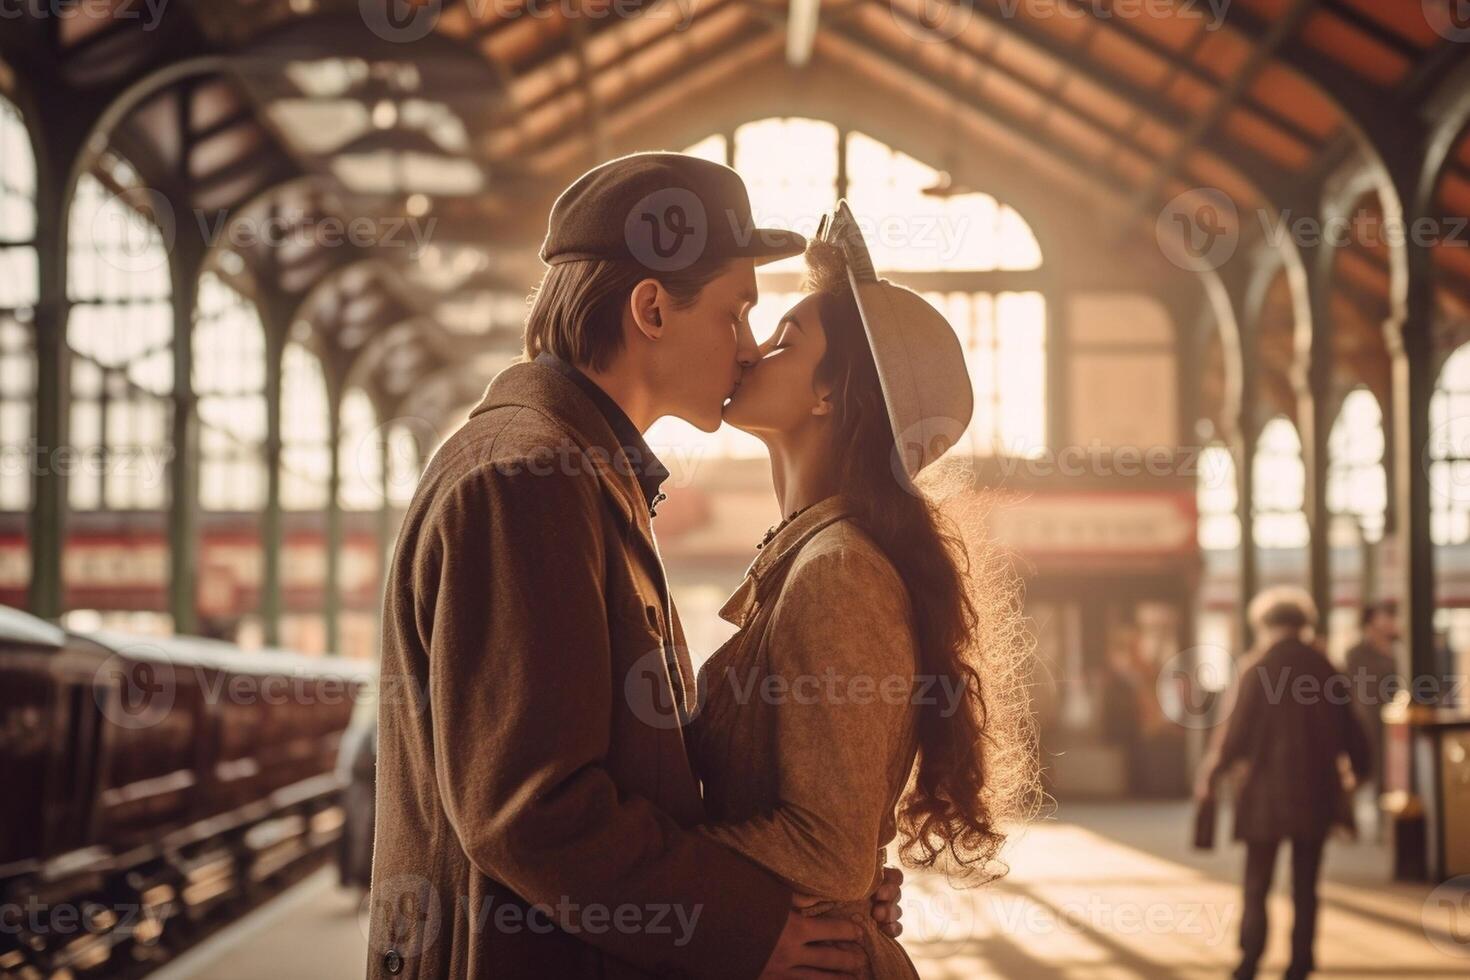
[
  {"x1": 1212, "y1": 2, "x2": 1414, "y2": 314},
  {"x1": 1413, "y1": 56, "x2": 1470, "y2": 239}
]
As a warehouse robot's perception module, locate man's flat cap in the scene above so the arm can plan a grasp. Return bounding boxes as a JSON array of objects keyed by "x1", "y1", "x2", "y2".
[{"x1": 540, "y1": 152, "x2": 805, "y2": 272}]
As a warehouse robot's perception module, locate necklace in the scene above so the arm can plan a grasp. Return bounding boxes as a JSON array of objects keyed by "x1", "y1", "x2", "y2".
[{"x1": 757, "y1": 504, "x2": 815, "y2": 550}]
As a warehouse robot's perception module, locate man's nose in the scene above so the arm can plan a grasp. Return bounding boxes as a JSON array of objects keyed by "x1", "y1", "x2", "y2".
[{"x1": 735, "y1": 317, "x2": 760, "y2": 367}]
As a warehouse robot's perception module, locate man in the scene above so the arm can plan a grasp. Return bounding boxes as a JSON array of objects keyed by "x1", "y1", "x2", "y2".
[
  {"x1": 1344, "y1": 600, "x2": 1401, "y2": 795},
  {"x1": 1197, "y1": 587, "x2": 1370, "y2": 980},
  {"x1": 366, "y1": 154, "x2": 900, "y2": 980}
]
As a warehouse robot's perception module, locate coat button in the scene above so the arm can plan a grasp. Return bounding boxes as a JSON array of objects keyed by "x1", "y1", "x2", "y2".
[{"x1": 384, "y1": 949, "x2": 404, "y2": 975}]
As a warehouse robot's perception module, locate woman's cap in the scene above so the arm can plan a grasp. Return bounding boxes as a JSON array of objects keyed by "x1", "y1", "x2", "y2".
[{"x1": 815, "y1": 201, "x2": 975, "y2": 479}]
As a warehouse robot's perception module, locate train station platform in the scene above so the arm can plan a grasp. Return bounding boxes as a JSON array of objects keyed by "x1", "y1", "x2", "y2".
[{"x1": 153, "y1": 802, "x2": 1469, "y2": 980}]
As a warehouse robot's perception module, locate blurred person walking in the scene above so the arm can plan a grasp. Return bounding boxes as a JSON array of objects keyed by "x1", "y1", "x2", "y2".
[
  {"x1": 1196, "y1": 587, "x2": 1370, "y2": 980},
  {"x1": 1345, "y1": 601, "x2": 1401, "y2": 797}
]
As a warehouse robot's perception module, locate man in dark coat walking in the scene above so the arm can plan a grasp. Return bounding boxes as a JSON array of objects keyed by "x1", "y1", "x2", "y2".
[{"x1": 1197, "y1": 587, "x2": 1371, "y2": 980}]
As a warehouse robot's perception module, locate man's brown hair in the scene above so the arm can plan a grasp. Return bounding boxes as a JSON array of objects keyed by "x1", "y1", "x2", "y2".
[{"x1": 523, "y1": 258, "x2": 731, "y2": 372}]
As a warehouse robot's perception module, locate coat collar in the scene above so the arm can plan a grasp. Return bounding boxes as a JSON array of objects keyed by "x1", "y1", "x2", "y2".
[
  {"x1": 470, "y1": 360, "x2": 649, "y2": 532},
  {"x1": 719, "y1": 495, "x2": 853, "y2": 627}
]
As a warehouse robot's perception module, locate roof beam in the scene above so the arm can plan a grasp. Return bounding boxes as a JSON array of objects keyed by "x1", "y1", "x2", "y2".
[
  {"x1": 818, "y1": 20, "x2": 1136, "y2": 217},
  {"x1": 1057, "y1": 0, "x2": 1324, "y2": 149},
  {"x1": 1119, "y1": 0, "x2": 1318, "y2": 225},
  {"x1": 786, "y1": 0, "x2": 820, "y2": 66},
  {"x1": 882, "y1": 0, "x2": 1296, "y2": 205}
]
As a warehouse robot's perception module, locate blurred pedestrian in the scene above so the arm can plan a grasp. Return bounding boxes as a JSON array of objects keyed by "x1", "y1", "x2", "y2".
[
  {"x1": 1196, "y1": 587, "x2": 1370, "y2": 980},
  {"x1": 1345, "y1": 601, "x2": 1401, "y2": 801},
  {"x1": 337, "y1": 717, "x2": 377, "y2": 892}
]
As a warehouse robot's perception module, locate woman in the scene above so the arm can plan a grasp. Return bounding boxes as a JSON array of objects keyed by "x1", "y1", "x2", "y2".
[
  {"x1": 688, "y1": 204, "x2": 1038, "y2": 978},
  {"x1": 1196, "y1": 587, "x2": 1370, "y2": 980}
]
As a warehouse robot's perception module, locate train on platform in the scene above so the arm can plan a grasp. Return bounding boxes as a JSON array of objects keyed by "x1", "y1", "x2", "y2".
[{"x1": 0, "y1": 604, "x2": 375, "y2": 979}]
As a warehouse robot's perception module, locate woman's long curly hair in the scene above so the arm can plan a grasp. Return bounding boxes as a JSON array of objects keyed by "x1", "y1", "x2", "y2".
[{"x1": 803, "y1": 240, "x2": 1041, "y2": 883}]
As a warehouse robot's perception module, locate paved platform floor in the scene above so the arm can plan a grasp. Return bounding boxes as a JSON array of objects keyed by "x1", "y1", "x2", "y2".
[{"x1": 154, "y1": 802, "x2": 1470, "y2": 979}]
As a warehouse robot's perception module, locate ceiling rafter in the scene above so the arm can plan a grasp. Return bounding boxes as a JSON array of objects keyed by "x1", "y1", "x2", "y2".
[
  {"x1": 1119, "y1": 0, "x2": 1318, "y2": 224},
  {"x1": 504, "y1": 9, "x2": 771, "y2": 166},
  {"x1": 818, "y1": 20, "x2": 1138, "y2": 217},
  {"x1": 878, "y1": 0, "x2": 1297, "y2": 207}
]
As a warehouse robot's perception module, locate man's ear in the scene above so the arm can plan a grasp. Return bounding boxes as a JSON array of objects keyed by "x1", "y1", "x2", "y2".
[{"x1": 629, "y1": 279, "x2": 664, "y2": 340}]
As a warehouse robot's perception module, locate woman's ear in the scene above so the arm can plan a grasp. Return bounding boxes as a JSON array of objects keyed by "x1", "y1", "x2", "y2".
[
  {"x1": 629, "y1": 279, "x2": 664, "y2": 340},
  {"x1": 811, "y1": 377, "x2": 834, "y2": 417}
]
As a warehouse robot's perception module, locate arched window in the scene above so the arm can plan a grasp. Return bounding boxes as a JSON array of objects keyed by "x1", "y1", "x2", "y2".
[
  {"x1": 63, "y1": 154, "x2": 173, "y2": 633},
  {"x1": 1253, "y1": 417, "x2": 1309, "y2": 551},
  {"x1": 1431, "y1": 344, "x2": 1470, "y2": 670},
  {"x1": 1327, "y1": 388, "x2": 1387, "y2": 544},
  {"x1": 195, "y1": 272, "x2": 267, "y2": 512},
  {"x1": 192, "y1": 271, "x2": 269, "y2": 643},
  {"x1": 337, "y1": 387, "x2": 384, "y2": 659},
  {"x1": 280, "y1": 340, "x2": 331, "y2": 653},
  {"x1": 66, "y1": 158, "x2": 173, "y2": 512},
  {"x1": 1197, "y1": 443, "x2": 1240, "y2": 551},
  {"x1": 0, "y1": 90, "x2": 37, "y2": 602},
  {"x1": 649, "y1": 117, "x2": 1046, "y2": 461},
  {"x1": 281, "y1": 341, "x2": 331, "y2": 511},
  {"x1": 338, "y1": 388, "x2": 382, "y2": 512},
  {"x1": 1431, "y1": 345, "x2": 1470, "y2": 547}
]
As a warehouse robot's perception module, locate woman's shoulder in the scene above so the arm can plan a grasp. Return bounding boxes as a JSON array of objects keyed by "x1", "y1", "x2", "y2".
[{"x1": 783, "y1": 517, "x2": 907, "y2": 601}]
